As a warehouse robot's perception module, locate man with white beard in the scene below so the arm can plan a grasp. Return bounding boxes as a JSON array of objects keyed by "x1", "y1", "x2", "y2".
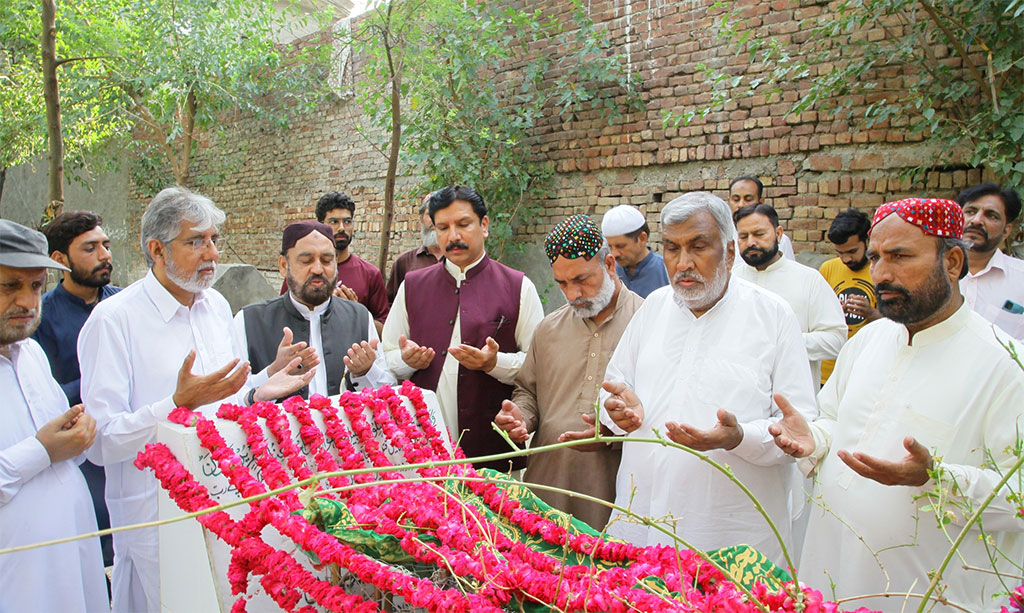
[
  {"x1": 78, "y1": 186, "x2": 313, "y2": 612},
  {"x1": 494, "y1": 215, "x2": 643, "y2": 529},
  {"x1": 598, "y1": 192, "x2": 817, "y2": 563}
]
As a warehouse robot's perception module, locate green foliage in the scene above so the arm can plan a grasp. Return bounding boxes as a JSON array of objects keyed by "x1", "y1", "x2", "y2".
[
  {"x1": 352, "y1": 0, "x2": 642, "y2": 257},
  {"x1": 667, "y1": 1, "x2": 1024, "y2": 192},
  {"x1": 1, "y1": 0, "x2": 337, "y2": 191},
  {"x1": 0, "y1": 0, "x2": 130, "y2": 176}
]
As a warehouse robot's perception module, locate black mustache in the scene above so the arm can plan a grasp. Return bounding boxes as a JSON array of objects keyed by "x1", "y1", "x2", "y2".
[
  {"x1": 875, "y1": 282, "x2": 910, "y2": 299},
  {"x1": 446, "y1": 241, "x2": 470, "y2": 252},
  {"x1": 93, "y1": 263, "x2": 113, "y2": 273},
  {"x1": 964, "y1": 224, "x2": 988, "y2": 240},
  {"x1": 304, "y1": 273, "x2": 331, "y2": 286}
]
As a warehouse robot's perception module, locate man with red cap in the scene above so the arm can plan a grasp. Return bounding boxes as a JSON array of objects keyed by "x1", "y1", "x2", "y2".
[
  {"x1": 770, "y1": 198, "x2": 1024, "y2": 612},
  {"x1": 234, "y1": 220, "x2": 395, "y2": 399}
]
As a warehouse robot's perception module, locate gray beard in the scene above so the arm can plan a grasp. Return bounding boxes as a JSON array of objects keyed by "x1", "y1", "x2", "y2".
[
  {"x1": 421, "y1": 228, "x2": 437, "y2": 249},
  {"x1": 569, "y1": 271, "x2": 616, "y2": 319},
  {"x1": 672, "y1": 255, "x2": 730, "y2": 312},
  {"x1": 166, "y1": 258, "x2": 215, "y2": 293}
]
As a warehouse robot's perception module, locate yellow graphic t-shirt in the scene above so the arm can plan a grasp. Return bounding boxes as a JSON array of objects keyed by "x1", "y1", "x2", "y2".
[{"x1": 819, "y1": 257, "x2": 877, "y2": 383}]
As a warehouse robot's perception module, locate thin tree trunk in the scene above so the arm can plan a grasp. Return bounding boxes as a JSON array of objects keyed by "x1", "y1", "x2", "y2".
[
  {"x1": 41, "y1": 0, "x2": 64, "y2": 212},
  {"x1": 178, "y1": 89, "x2": 197, "y2": 185},
  {"x1": 377, "y1": 7, "x2": 400, "y2": 275},
  {"x1": 0, "y1": 168, "x2": 6, "y2": 213}
]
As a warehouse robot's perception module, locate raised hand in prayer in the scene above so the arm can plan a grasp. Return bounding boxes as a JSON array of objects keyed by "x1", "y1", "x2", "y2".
[
  {"x1": 334, "y1": 284, "x2": 359, "y2": 302},
  {"x1": 494, "y1": 400, "x2": 529, "y2": 443},
  {"x1": 449, "y1": 337, "x2": 499, "y2": 372},
  {"x1": 344, "y1": 339, "x2": 380, "y2": 377},
  {"x1": 838, "y1": 436, "x2": 933, "y2": 487},
  {"x1": 172, "y1": 351, "x2": 250, "y2": 410},
  {"x1": 36, "y1": 404, "x2": 96, "y2": 463},
  {"x1": 602, "y1": 381, "x2": 643, "y2": 432},
  {"x1": 666, "y1": 408, "x2": 743, "y2": 451},
  {"x1": 268, "y1": 326, "x2": 320, "y2": 377},
  {"x1": 768, "y1": 393, "x2": 815, "y2": 458},
  {"x1": 255, "y1": 356, "x2": 316, "y2": 402},
  {"x1": 399, "y1": 334, "x2": 435, "y2": 370},
  {"x1": 557, "y1": 413, "x2": 611, "y2": 452}
]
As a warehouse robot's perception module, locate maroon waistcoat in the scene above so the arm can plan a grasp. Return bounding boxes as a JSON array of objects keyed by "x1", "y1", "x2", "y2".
[{"x1": 405, "y1": 255, "x2": 525, "y2": 471}]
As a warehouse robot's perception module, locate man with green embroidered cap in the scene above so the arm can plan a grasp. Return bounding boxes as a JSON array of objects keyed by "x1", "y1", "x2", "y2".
[{"x1": 494, "y1": 214, "x2": 643, "y2": 529}]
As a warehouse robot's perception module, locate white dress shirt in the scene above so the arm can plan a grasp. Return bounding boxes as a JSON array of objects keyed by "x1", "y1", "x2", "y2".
[
  {"x1": 599, "y1": 280, "x2": 817, "y2": 563},
  {"x1": 232, "y1": 293, "x2": 395, "y2": 395},
  {"x1": 0, "y1": 339, "x2": 108, "y2": 612},
  {"x1": 733, "y1": 256, "x2": 847, "y2": 388},
  {"x1": 78, "y1": 270, "x2": 240, "y2": 613},
  {"x1": 960, "y1": 249, "x2": 1024, "y2": 339},
  {"x1": 382, "y1": 255, "x2": 544, "y2": 436},
  {"x1": 799, "y1": 303, "x2": 1024, "y2": 612}
]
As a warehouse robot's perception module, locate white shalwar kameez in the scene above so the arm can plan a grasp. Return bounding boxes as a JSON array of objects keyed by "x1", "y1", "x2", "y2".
[
  {"x1": 799, "y1": 303, "x2": 1024, "y2": 612},
  {"x1": 79, "y1": 271, "x2": 241, "y2": 613},
  {"x1": 599, "y1": 280, "x2": 817, "y2": 564},
  {"x1": 0, "y1": 339, "x2": 108, "y2": 612},
  {"x1": 733, "y1": 256, "x2": 847, "y2": 389}
]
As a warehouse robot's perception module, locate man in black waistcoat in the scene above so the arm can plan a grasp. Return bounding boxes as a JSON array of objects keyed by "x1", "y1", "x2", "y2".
[{"x1": 233, "y1": 221, "x2": 395, "y2": 402}]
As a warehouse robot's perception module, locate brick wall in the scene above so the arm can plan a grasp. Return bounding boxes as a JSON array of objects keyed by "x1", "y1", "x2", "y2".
[{"x1": 148, "y1": 0, "x2": 984, "y2": 282}]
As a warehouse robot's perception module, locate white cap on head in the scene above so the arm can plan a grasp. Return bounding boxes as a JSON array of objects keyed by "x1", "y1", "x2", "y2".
[{"x1": 601, "y1": 205, "x2": 646, "y2": 237}]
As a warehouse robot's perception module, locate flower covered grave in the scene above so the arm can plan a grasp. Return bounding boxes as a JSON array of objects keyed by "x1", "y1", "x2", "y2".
[{"x1": 137, "y1": 381, "x2": 862, "y2": 612}]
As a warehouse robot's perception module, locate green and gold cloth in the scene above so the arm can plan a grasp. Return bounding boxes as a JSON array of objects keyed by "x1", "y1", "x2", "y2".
[{"x1": 298, "y1": 469, "x2": 790, "y2": 608}]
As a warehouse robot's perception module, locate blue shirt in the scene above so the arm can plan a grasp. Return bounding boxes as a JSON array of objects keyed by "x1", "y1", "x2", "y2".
[
  {"x1": 615, "y1": 249, "x2": 669, "y2": 298},
  {"x1": 32, "y1": 281, "x2": 121, "y2": 406}
]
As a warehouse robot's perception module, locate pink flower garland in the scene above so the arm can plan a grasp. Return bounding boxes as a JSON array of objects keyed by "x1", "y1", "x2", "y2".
[{"x1": 142, "y1": 389, "x2": 866, "y2": 613}]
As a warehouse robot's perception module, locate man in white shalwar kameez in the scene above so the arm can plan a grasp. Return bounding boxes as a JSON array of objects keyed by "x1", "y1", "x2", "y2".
[
  {"x1": 0, "y1": 220, "x2": 108, "y2": 612},
  {"x1": 79, "y1": 187, "x2": 313, "y2": 613},
  {"x1": 771, "y1": 197, "x2": 1024, "y2": 612},
  {"x1": 732, "y1": 203, "x2": 847, "y2": 389},
  {"x1": 599, "y1": 192, "x2": 817, "y2": 565}
]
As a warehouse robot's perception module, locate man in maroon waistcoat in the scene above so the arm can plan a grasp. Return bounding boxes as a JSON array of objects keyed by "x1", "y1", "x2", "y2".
[{"x1": 382, "y1": 185, "x2": 544, "y2": 472}]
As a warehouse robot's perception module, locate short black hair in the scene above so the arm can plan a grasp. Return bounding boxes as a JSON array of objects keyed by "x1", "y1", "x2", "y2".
[
  {"x1": 428, "y1": 185, "x2": 487, "y2": 221},
  {"x1": 315, "y1": 192, "x2": 355, "y2": 223},
  {"x1": 733, "y1": 202, "x2": 779, "y2": 228},
  {"x1": 41, "y1": 210, "x2": 103, "y2": 255},
  {"x1": 938, "y1": 236, "x2": 970, "y2": 280},
  {"x1": 827, "y1": 208, "x2": 871, "y2": 245},
  {"x1": 729, "y1": 176, "x2": 764, "y2": 199},
  {"x1": 955, "y1": 182, "x2": 1021, "y2": 223},
  {"x1": 625, "y1": 222, "x2": 650, "y2": 241}
]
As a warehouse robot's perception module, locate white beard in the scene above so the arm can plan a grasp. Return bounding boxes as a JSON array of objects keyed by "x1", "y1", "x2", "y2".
[
  {"x1": 570, "y1": 270, "x2": 616, "y2": 319},
  {"x1": 672, "y1": 255, "x2": 730, "y2": 312},
  {"x1": 166, "y1": 258, "x2": 216, "y2": 293}
]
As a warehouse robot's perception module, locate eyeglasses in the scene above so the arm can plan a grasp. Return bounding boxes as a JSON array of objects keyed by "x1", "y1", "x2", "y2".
[{"x1": 173, "y1": 236, "x2": 226, "y2": 252}]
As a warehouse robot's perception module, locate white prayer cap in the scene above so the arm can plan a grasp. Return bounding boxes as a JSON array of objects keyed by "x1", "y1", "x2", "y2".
[{"x1": 601, "y1": 205, "x2": 646, "y2": 237}]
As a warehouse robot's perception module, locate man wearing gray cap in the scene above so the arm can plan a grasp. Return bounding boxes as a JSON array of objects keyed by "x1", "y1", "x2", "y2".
[
  {"x1": 601, "y1": 204, "x2": 669, "y2": 298},
  {"x1": 0, "y1": 219, "x2": 108, "y2": 612},
  {"x1": 77, "y1": 187, "x2": 313, "y2": 612}
]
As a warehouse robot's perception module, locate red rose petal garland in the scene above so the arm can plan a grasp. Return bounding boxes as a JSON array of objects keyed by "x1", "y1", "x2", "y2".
[{"x1": 136, "y1": 384, "x2": 865, "y2": 613}]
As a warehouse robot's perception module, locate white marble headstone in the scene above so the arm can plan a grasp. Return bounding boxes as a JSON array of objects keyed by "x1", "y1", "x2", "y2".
[{"x1": 156, "y1": 390, "x2": 449, "y2": 612}]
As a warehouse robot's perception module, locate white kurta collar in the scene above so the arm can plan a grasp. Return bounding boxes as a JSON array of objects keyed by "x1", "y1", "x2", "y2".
[
  {"x1": 287, "y1": 292, "x2": 330, "y2": 320},
  {"x1": 142, "y1": 269, "x2": 209, "y2": 322},
  {"x1": 444, "y1": 252, "x2": 486, "y2": 283},
  {"x1": 901, "y1": 300, "x2": 971, "y2": 347}
]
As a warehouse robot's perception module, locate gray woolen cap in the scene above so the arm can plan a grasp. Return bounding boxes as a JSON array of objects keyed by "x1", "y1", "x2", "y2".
[{"x1": 0, "y1": 219, "x2": 70, "y2": 271}]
